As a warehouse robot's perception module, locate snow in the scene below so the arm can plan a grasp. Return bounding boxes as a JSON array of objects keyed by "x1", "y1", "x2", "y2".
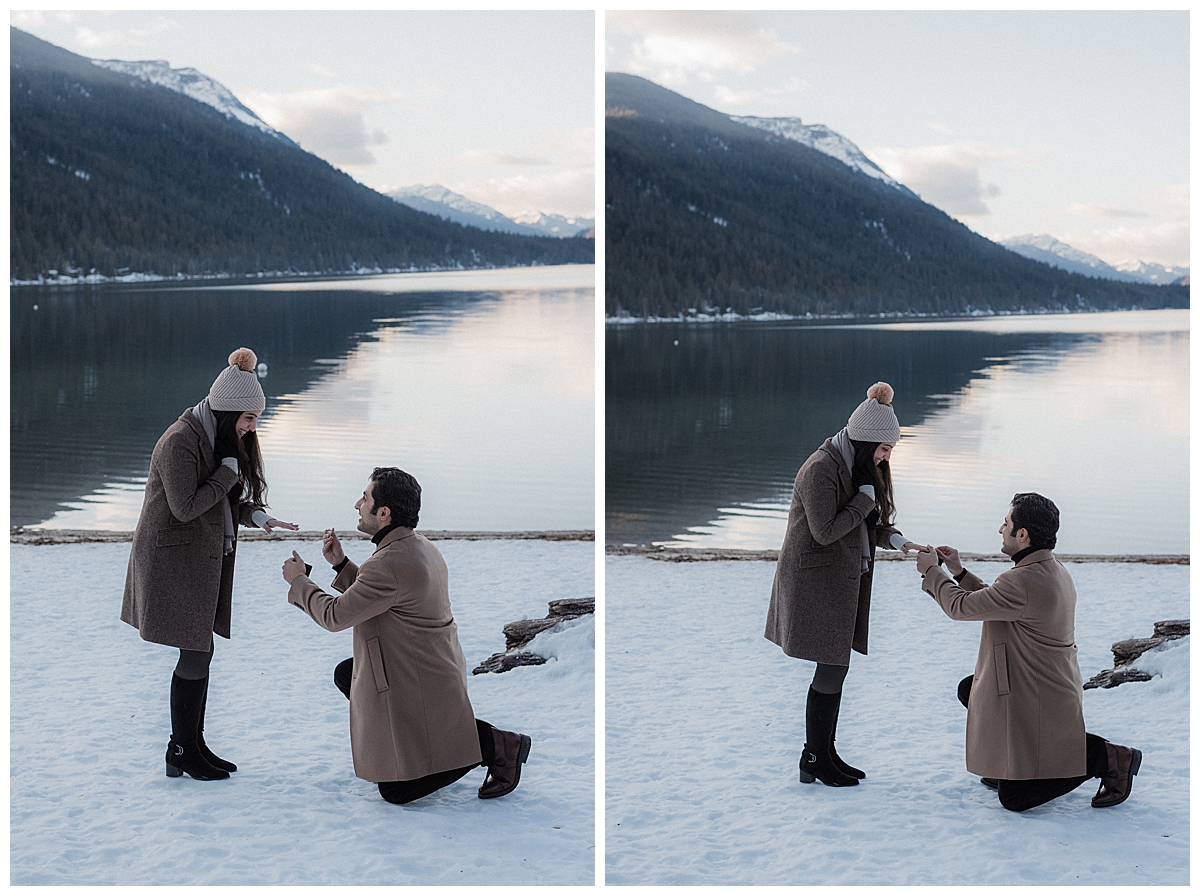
[
  {"x1": 91, "y1": 58, "x2": 285, "y2": 142},
  {"x1": 10, "y1": 538, "x2": 595, "y2": 885},
  {"x1": 605, "y1": 555, "x2": 1188, "y2": 885},
  {"x1": 732, "y1": 115, "x2": 904, "y2": 191}
]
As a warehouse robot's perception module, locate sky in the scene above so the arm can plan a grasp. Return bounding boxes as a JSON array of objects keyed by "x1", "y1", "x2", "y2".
[
  {"x1": 606, "y1": 10, "x2": 1189, "y2": 269},
  {"x1": 12, "y1": 10, "x2": 595, "y2": 220}
]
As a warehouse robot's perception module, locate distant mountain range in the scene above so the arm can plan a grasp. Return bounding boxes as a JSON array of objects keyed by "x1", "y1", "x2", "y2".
[
  {"x1": 604, "y1": 72, "x2": 1187, "y2": 318},
  {"x1": 389, "y1": 184, "x2": 593, "y2": 239},
  {"x1": 999, "y1": 234, "x2": 1188, "y2": 286},
  {"x1": 10, "y1": 28, "x2": 592, "y2": 281}
]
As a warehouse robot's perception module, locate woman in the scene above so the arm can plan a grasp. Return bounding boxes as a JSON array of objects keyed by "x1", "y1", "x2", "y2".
[
  {"x1": 764, "y1": 382, "x2": 926, "y2": 787},
  {"x1": 121, "y1": 348, "x2": 298, "y2": 781}
]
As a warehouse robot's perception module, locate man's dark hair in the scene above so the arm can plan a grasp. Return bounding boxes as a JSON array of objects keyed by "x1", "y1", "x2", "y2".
[
  {"x1": 1010, "y1": 492, "x2": 1059, "y2": 550},
  {"x1": 369, "y1": 467, "x2": 421, "y2": 529}
]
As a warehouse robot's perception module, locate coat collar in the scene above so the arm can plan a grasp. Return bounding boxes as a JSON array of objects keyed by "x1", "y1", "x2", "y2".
[
  {"x1": 1013, "y1": 548, "x2": 1054, "y2": 568},
  {"x1": 180, "y1": 409, "x2": 216, "y2": 467},
  {"x1": 818, "y1": 438, "x2": 853, "y2": 489},
  {"x1": 373, "y1": 526, "x2": 415, "y2": 551}
]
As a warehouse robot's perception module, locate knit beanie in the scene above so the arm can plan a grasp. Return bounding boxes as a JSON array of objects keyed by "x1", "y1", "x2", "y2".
[
  {"x1": 846, "y1": 382, "x2": 900, "y2": 442},
  {"x1": 208, "y1": 348, "x2": 266, "y2": 413}
]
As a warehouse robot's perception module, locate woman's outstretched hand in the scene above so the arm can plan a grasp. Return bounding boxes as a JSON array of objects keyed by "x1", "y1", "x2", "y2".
[
  {"x1": 899, "y1": 541, "x2": 932, "y2": 555},
  {"x1": 263, "y1": 518, "x2": 299, "y2": 535},
  {"x1": 322, "y1": 528, "x2": 346, "y2": 566}
]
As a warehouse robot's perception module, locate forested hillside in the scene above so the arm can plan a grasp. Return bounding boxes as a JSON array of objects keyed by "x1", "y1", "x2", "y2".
[
  {"x1": 605, "y1": 73, "x2": 1186, "y2": 317},
  {"x1": 10, "y1": 28, "x2": 592, "y2": 280}
]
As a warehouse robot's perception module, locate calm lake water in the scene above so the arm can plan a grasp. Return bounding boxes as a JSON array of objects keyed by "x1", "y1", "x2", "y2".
[
  {"x1": 606, "y1": 310, "x2": 1188, "y2": 555},
  {"x1": 12, "y1": 265, "x2": 594, "y2": 532}
]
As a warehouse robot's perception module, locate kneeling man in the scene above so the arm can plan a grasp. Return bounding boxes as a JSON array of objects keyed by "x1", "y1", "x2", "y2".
[
  {"x1": 281, "y1": 466, "x2": 530, "y2": 805},
  {"x1": 916, "y1": 492, "x2": 1140, "y2": 812}
]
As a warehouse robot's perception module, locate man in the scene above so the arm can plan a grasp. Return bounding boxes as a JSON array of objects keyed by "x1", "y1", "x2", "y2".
[
  {"x1": 915, "y1": 492, "x2": 1141, "y2": 812},
  {"x1": 281, "y1": 466, "x2": 531, "y2": 805}
]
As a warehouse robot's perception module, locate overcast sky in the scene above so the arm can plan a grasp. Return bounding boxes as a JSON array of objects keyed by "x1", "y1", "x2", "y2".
[
  {"x1": 607, "y1": 10, "x2": 1188, "y2": 268},
  {"x1": 13, "y1": 10, "x2": 595, "y2": 219}
]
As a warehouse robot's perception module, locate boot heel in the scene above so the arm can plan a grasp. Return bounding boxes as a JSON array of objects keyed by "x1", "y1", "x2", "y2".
[
  {"x1": 799, "y1": 769, "x2": 815, "y2": 784},
  {"x1": 166, "y1": 763, "x2": 183, "y2": 778}
]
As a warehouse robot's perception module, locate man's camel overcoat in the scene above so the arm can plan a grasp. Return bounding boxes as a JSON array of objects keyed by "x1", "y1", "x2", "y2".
[
  {"x1": 122, "y1": 409, "x2": 260, "y2": 651},
  {"x1": 288, "y1": 527, "x2": 482, "y2": 782},
  {"x1": 922, "y1": 550, "x2": 1087, "y2": 779},
  {"x1": 765, "y1": 439, "x2": 901, "y2": 665}
]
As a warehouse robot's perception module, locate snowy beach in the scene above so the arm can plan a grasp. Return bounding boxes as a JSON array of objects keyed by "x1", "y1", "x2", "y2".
[
  {"x1": 11, "y1": 537, "x2": 595, "y2": 885},
  {"x1": 605, "y1": 554, "x2": 1188, "y2": 885}
]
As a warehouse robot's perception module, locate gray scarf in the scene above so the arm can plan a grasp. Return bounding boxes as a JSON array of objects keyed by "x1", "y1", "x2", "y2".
[
  {"x1": 193, "y1": 398, "x2": 237, "y2": 555},
  {"x1": 831, "y1": 427, "x2": 872, "y2": 573}
]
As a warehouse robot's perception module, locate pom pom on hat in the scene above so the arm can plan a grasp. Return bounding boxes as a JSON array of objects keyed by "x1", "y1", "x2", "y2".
[
  {"x1": 846, "y1": 381, "x2": 900, "y2": 442},
  {"x1": 866, "y1": 382, "x2": 893, "y2": 406},
  {"x1": 209, "y1": 347, "x2": 266, "y2": 413},
  {"x1": 229, "y1": 348, "x2": 257, "y2": 372}
]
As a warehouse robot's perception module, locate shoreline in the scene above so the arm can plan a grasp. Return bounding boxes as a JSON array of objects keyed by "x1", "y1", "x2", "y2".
[
  {"x1": 605, "y1": 544, "x2": 1188, "y2": 564},
  {"x1": 10, "y1": 527, "x2": 594, "y2": 545},
  {"x1": 605, "y1": 305, "x2": 1187, "y2": 326}
]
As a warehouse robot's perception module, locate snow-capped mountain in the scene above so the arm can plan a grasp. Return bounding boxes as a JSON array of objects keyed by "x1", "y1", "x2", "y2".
[
  {"x1": 511, "y1": 210, "x2": 595, "y2": 238},
  {"x1": 91, "y1": 58, "x2": 291, "y2": 145},
  {"x1": 1000, "y1": 234, "x2": 1189, "y2": 285},
  {"x1": 731, "y1": 116, "x2": 908, "y2": 194},
  {"x1": 390, "y1": 185, "x2": 593, "y2": 238}
]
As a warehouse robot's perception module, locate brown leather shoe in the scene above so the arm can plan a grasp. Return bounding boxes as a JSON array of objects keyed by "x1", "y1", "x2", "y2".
[
  {"x1": 478, "y1": 728, "x2": 532, "y2": 799},
  {"x1": 1092, "y1": 742, "x2": 1142, "y2": 808}
]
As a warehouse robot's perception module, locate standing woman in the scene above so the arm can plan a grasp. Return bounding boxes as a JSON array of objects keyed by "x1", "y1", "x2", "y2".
[
  {"x1": 765, "y1": 382, "x2": 925, "y2": 787},
  {"x1": 122, "y1": 348, "x2": 298, "y2": 781}
]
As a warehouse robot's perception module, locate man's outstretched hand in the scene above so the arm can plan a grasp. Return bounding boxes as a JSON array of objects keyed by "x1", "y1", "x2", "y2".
[{"x1": 935, "y1": 545, "x2": 964, "y2": 576}]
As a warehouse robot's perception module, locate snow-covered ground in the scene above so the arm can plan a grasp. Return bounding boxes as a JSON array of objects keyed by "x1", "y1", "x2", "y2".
[
  {"x1": 605, "y1": 555, "x2": 1188, "y2": 885},
  {"x1": 11, "y1": 538, "x2": 594, "y2": 885}
]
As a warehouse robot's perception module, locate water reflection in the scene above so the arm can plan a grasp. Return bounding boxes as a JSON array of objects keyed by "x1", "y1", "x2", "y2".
[
  {"x1": 606, "y1": 311, "x2": 1187, "y2": 554},
  {"x1": 12, "y1": 267, "x2": 594, "y2": 531}
]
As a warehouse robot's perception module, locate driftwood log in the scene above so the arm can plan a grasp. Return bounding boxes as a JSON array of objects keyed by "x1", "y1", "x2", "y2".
[
  {"x1": 473, "y1": 598, "x2": 595, "y2": 675},
  {"x1": 1084, "y1": 619, "x2": 1189, "y2": 689}
]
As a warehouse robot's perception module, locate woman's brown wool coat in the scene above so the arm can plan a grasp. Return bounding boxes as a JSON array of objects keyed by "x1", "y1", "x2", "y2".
[
  {"x1": 765, "y1": 439, "x2": 900, "y2": 666},
  {"x1": 121, "y1": 410, "x2": 264, "y2": 652}
]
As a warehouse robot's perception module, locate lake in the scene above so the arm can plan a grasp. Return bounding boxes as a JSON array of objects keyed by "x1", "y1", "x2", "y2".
[
  {"x1": 11, "y1": 265, "x2": 595, "y2": 533},
  {"x1": 606, "y1": 310, "x2": 1188, "y2": 555}
]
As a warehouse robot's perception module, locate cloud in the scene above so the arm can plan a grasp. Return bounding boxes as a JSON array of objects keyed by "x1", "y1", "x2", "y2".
[
  {"x1": 448, "y1": 168, "x2": 595, "y2": 220},
  {"x1": 244, "y1": 88, "x2": 400, "y2": 167},
  {"x1": 1057, "y1": 220, "x2": 1190, "y2": 268},
  {"x1": 870, "y1": 143, "x2": 1012, "y2": 217},
  {"x1": 1064, "y1": 203, "x2": 1150, "y2": 219},
  {"x1": 17, "y1": 13, "x2": 183, "y2": 54},
  {"x1": 712, "y1": 76, "x2": 811, "y2": 109},
  {"x1": 607, "y1": 11, "x2": 797, "y2": 87},
  {"x1": 456, "y1": 150, "x2": 552, "y2": 167}
]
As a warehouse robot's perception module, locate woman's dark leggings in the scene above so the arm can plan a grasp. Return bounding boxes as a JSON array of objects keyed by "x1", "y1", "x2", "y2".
[
  {"x1": 810, "y1": 662, "x2": 849, "y2": 695},
  {"x1": 957, "y1": 675, "x2": 1108, "y2": 812},
  {"x1": 175, "y1": 641, "x2": 215, "y2": 680},
  {"x1": 333, "y1": 657, "x2": 495, "y2": 805}
]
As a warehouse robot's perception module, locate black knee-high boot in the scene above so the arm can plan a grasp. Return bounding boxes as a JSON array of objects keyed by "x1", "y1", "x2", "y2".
[
  {"x1": 197, "y1": 676, "x2": 237, "y2": 773},
  {"x1": 799, "y1": 687, "x2": 858, "y2": 787},
  {"x1": 166, "y1": 674, "x2": 229, "y2": 781},
  {"x1": 828, "y1": 690, "x2": 865, "y2": 780}
]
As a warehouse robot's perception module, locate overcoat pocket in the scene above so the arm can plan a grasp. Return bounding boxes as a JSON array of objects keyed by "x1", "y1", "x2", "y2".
[
  {"x1": 798, "y1": 547, "x2": 836, "y2": 568},
  {"x1": 155, "y1": 523, "x2": 195, "y2": 547},
  {"x1": 993, "y1": 643, "x2": 1011, "y2": 696},
  {"x1": 366, "y1": 637, "x2": 390, "y2": 693}
]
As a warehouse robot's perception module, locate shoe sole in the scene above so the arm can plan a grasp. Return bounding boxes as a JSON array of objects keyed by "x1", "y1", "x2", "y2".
[
  {"x1": 479, "y1": 734, "x2": 532, "y2": 799},
  {"x1": 799, "y1": 767, "x2": 858, "y2": 786},
  {"x1": 165, "y1": 761, "x2": 229, "y2": 781}
]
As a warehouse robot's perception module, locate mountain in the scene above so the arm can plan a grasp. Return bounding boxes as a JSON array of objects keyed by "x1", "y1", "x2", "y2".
[
  {"x1": 999, "y1": 234, "x2": 1189, "y2": 286},
  {"x1": 390, "y1": 185, "x2": 593, "y2": 238},
  {"x1": 10, "y1": 28, "x2": 592, "y2": 281},
  {"x1": 604, "y1": 72, "x2": 1186, "y2": 318}
]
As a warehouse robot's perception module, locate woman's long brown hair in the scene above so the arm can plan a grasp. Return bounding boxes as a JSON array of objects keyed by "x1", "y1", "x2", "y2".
[
  {"x1": 851, "y1": 439, "x2": 894, "y2": 526},
  {"x1": 213, "y1": 410, "x2": 267, "y2": 508}
]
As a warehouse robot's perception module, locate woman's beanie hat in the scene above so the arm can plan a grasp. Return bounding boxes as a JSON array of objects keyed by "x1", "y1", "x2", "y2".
[
  {"x1": 208, "y1": 348, "x2": 266, "y2": 413},
  {"x1": 846, "y1": 382, "x2": 900, "y2": 442}
]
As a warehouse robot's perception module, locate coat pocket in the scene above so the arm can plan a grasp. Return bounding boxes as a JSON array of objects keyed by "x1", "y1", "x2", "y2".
[
  {"x1": 992, "y1": 643, "x2": 1011, "y2": 696},
  {"x1": 798, "y1": 547, "x2": 836, "y2": 568},
  {"x1": 366, "y1": 637, "x2": 390, "y2": 693},
  {"x1": 155, "y1": 523, "x2": 195, "y2": 548}
]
